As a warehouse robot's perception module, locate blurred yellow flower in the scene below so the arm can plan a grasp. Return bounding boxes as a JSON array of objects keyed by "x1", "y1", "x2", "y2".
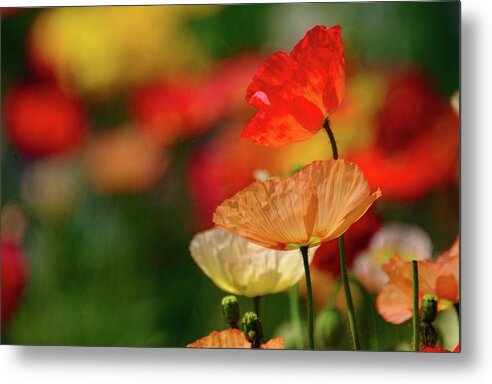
[
  {"x1": 213, "y1": 159, "x2": 381, "y2": 250},
  {"x1": 29, "y1": 6, "x2": 219, "y2": 96},
  {"x1": 187, "y1": 328, "x2": 284, "y2": 349},
  {"x1": 190, "y1": 228, "x2": 318, "y2": 297}
]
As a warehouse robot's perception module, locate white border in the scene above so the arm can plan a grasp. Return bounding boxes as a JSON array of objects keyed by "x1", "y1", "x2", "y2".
[{"x1": 3, "y1": 0, "x2": 492, "y2": 383}]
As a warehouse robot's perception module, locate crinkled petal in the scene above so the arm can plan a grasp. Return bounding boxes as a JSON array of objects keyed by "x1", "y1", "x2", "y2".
[
  {"x1": 213, "y1": 176, "x2": 316, "y2": 250},
  {"x1": 241, "y1": 108, "x2": 315, "y2": 146},
  {"x1": 242, "y1": 25, "x2": 345, "y2": 146},
  {"x1": 187, "y1": 329, "x2": 251, "y2": 348},
  {"x1": 290, "y1": 25, "x2": 345, "y2": 114},
  {"x1": 246, "y1": 51, "x2": 293, "y2": 108},
  {"x1": 296, "y1": 159, "x2": 381, "y2": 242}
]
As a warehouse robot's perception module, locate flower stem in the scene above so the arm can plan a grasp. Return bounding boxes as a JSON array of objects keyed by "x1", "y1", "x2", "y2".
[
  {"x1": 412, "y1": 260, "x2": 420, "y2": 352},
  {"x1": 323, "y1": 117, "x2": 339, "y2": 160},
  {"x1": 338, "y1": 235, "x2": 360, "y2": 350},
  {"x1": 253, "y1": 296, "x2": 261, "y2": 317},
  {"x1": 289, "y1": 284, "x2": 305, "y2": 349},
  {"x1": 300, "y1": 246, "x2": 314, "y2": 349}
]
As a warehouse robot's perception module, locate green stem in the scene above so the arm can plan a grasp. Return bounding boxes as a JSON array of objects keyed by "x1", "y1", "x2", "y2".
[
  {"x1": 300, "y1": 246, "x2": 314, "y2": 349},
  {"x1": 289, "y1": 285, "x2": 305, "y2": 349},
  {"x1": 367, "y1": 292, "x2": 380, "y2": 351},
  {"x1": 338, "y1": 235, "x2": 361, "y2": 350},
  {"x1": 323, "y1": 117, "x2": 339, "y2": 160},
  {"x1": 412, "y1": 260, "x2": 420, "y2": 352},
  {"x1": 253, "y1": 296, "x2": 261, "y2": 317}
]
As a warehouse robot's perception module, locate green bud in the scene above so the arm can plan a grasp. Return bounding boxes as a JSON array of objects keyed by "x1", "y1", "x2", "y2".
[
  {"x1": 221, "y1": 295, "x2": 240, "y2": 329},
  {"x1": 419, "y1": 321, "x2": 438, "y2": 348},
  {"x1": 241, "y1": 312, "x2": 263, "y2": 348},
  {"x1": 420, "y1": 294, "x2": 438, "y2": 324},
  {"x1": 315, "y1": 308, "x2": 345, "y2": 348}
]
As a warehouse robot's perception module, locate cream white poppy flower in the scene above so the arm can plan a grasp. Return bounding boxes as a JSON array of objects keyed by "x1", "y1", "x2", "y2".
[
  {"x1": 190, "y1": 227, "x2": 318, "y2": 297},
  {"x1": 353, "y1": 223, "x2": 432, "y2": 293}
]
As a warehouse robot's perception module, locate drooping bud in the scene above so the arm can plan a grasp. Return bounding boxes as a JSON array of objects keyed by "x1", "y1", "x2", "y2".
[
  {"x1": 241, "y1": 311, "x2": 263, "y2": 348},
  {"x1": 221, "y1": 295, "x2": 240, "y2": 329},
  {"x1": 419, "y1": 322, "x2": 438, "y2": 348},
  {"x1": 315, "y1": 308, "x2": 345, "y2": 348},
  {"x1": 420, "y1": 294, "x2": 438, "y2": 324}
]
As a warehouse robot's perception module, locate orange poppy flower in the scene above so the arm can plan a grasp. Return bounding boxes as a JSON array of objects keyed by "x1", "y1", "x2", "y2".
[
  {"x1": 377, "y1": 237, "x2": 459, "y2": 324},
  {"x1": 213, "y1": 159, "x2": 381, "y2": 251},
  {"x1": 187, "y1": 328, "x2": 284, "y2": 349},
  {"x1": 241, "y1": 25, "x2": 345, "y2": 146}
]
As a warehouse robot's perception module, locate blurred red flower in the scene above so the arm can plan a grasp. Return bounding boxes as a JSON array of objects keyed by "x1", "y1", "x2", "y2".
[
  {"x1": 421, "y1": 344, "x2": 460, "y2": 353},
  {"x1": 241, "y1": 25, "x2": 345, "y2": 146},
  {"x1": 131, "y1": 75, "x2": 214, "y2": 146},
  {"x1": 1, "y1": 238, "x2": 27, "y2": 325},
  {"x1": 131, "y1": 55, "x2": 263, "y2": 146},
  {"x1": 311, "y1": 209, "x2": 382, "y2": 277},
  {"x1": 348, "y1": 68, "x2": 459, "y2": 201},
  {"x1": 3, "y1": 83, "x2": 87, "y2": 158}
]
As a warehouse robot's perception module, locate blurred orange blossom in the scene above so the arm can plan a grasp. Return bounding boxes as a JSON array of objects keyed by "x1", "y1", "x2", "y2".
[
  {"x1": 83, "y1": 128, "x2": 169, "y2": 194},
  {"x1": 377, "y1": 237, "x2": 459, "y2": 324}
]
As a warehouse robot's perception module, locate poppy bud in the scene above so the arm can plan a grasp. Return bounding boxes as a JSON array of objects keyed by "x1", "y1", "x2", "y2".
[
  {"x1": 420, "y1": 294, "x2": 438, "y2": 324},
  {"x1": 221, "y1": 295, "x2": 240, "y2": 329},
  {"x1": 419, "y1": 322, "x2": 438, "y2": 348},
  {"x1": 241, "y1": 312, "x2": 263, "y2": 348},
  {"x1": 315, "y1": 308, "x2": 345, "y2": 348}
]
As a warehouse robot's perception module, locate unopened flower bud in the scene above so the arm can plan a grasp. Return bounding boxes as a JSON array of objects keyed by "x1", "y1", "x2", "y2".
[
  {"x1": 315, "y1": 308, "x2": 345, "y2": 348},
  {"x1": 221, "y1": 295, "x2": 240, "y2": 329},
  {"x1": 419, "y1": 322, "x2": 438, "y2": 348},
  {"x1": 420, "y1": 294, "x2": 438, "y2": 324},
  {"x1": 241, "y1": 312, "x2": 263, "y2": 348}
]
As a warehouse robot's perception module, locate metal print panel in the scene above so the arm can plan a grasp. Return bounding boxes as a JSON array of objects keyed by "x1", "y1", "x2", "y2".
[{"x1": 0, "y1": 2, "x2": 460, "y2": 351}]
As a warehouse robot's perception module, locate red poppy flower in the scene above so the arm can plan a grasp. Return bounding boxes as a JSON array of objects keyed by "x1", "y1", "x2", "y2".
[
  {"x1": 347, "y1": 67, "x2": 459, "y2": 201},
  {"x1": 241, "y1": 25, "x2": 345, "y2": 146},
  {"x1": 311, "y1": 209, "x2": 381, "y2": 277},
  {"x1": 1, "y1": 238, "x2": 27, "y2": 325},
  {"x1": 3, "y1": 83, "x2": 86, "y2": 158}
]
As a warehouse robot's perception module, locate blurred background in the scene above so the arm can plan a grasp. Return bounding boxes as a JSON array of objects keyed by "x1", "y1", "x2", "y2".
[{"x1": 1, "y1": 2, "x2": 459, "y2": 349}]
